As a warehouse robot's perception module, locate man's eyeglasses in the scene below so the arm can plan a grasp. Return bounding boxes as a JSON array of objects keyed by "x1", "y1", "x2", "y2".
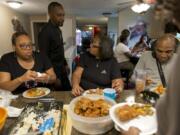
[{"x1": 19, "y1": 44, "x2": 33, "y2": 50}]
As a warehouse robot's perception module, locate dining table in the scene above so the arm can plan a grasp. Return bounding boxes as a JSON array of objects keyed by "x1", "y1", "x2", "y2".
[{"x1": 1, "y1": 90, "x2": 136, "y2": 135}]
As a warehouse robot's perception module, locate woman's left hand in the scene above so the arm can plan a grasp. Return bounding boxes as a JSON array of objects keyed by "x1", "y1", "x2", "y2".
[{"x1": 112, "y1": 79, "x2": 124, "y2": 93}]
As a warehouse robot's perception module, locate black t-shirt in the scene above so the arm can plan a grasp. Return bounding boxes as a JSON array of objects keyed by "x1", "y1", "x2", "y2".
[
  {"x1": 79, "y1": 52, "x2": 121, "y2": 90},
  {"x1": 0, "y1": 52, "x2": 52, "y2": 94}
]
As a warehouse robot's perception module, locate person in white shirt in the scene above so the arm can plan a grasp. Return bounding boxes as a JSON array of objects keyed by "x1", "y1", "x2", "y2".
[{"x1": 114, "y1": 29, "x2": 134, "y2": 71}]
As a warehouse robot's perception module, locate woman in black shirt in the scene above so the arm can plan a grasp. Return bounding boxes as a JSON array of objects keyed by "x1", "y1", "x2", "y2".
[
  {"x1": 72, "y1": 35, "x2": 123, "y2": 96},
  {"x1": 0, "y1": 32, "x2": 56, "y2": 94}
]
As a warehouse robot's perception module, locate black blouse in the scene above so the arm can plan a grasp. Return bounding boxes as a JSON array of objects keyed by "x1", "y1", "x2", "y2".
[
  {"x1": 0, "y1": 52, "x2": 52, "y2": 94},
  {"x1": 79, "y1": 52, "x2": 121, "y2": 90}
]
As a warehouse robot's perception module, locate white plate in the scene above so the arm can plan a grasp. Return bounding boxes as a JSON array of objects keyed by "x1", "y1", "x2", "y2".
[
  {"x1": 109, "y1": 102, "x2": 157, "y2": 135},
  {"x1": 23, "y1": 87, "x2": 50, "y2": 99},
  {"x1": 83, "y1": 89, "x2": 103, "y2": 96}
]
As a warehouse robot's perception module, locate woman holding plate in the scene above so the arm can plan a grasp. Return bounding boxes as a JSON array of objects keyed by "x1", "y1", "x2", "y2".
[{"x1": 0, "y1": 32, "x2": 56, "y2": 94}]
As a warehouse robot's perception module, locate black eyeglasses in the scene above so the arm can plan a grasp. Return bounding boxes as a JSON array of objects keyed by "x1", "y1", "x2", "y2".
[{"x1": 19, "y1": 43, "x2": 33, "y2": 50}]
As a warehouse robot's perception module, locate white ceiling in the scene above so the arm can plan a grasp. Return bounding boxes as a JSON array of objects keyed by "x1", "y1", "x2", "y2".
[{"x1": 0, "y1": 0, "x2": 136, "y2": 24}]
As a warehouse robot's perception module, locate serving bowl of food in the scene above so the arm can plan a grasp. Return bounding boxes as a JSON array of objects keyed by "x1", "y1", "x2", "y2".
[
  {"x1": 68, "y1": 95, "x2": 116, "y2": 134},
  {"x1": 0, "y1": 107, "x2": 7, "y2": 130}
]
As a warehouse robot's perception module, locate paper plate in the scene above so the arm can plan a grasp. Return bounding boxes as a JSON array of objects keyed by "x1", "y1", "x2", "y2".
[
  {"x1": 23, "y1": 87, "x2": 50, "y2": 99},
  {"x1": 109, "y1": 102, "x2": 157, "y2": 135},
  {"x1": 83, "y1": 89, "x2": 103, "y2": 96}
]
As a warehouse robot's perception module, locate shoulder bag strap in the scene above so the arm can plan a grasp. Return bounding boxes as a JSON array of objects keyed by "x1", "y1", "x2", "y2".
[{"x1": 156, "y1": 58, "x2": 167, "y2": 87}]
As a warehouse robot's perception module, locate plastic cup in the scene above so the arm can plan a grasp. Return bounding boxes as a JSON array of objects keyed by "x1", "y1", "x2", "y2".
[
  {"x1": 135, "y1": 70, "x2": 146, "y2": 93},
  {"x1": 103, "y1": 88, "x2": 117, "y2": 100},
  {"x1": 135, "y1": 79, "x2": 146, "y2": 94}
]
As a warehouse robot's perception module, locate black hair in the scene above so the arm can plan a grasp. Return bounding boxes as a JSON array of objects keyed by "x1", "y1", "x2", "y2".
[
  {"x1": 165, "y1": 22, "x2": 179, "y2": 34},
  {"x1": 99, "y1": 36, "x2": 114, "y2": 60},
  {"x1": 48, "y1": 2, "x2": 63, "y2": 13},
  {"x1": 117, "y1": 29, "x2": 130, "y2": 43},
  {"x1": 81, "y1": 37, "x2": 91, "y2": 52},
  {"x1": 121, "y1": 29, "x2": 130, "y2": 36},
  {"x1": 11, "y1": 31, "x2": 28, "y2": 45}
]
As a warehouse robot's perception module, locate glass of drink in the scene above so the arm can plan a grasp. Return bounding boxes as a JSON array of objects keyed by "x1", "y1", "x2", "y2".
[
  {"x1": 25, "y1": 80, "x2": 37, "y2": 89},
  {"x1": 135, "y1": 69, "x2": 146, "y2": 94}
]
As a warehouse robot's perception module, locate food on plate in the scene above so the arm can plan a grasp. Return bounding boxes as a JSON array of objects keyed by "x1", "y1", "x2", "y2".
[
  {"x1": 85, "y1": 88, "x2": 103, "y2": 95},
  {"x1": 74, "y1": 97, "x2": 111, "y2": 117},
  {"x1": 146, "y1": 78, "x2": 153, "y2": 85},
  {"x1": 26, "y1": 88, "x2": 46, "y2": 97},
  {"x1": 154, "y1": 85, "x2": 166, "y2": 95},
  {"x1": 116, "y1": 104, "x2": 154, "y2": 122}
]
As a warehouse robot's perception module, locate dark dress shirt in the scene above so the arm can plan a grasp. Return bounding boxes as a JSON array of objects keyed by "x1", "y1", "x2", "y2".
[{"x1": 38, "y1": 20, "x2": 71, "y2": 90}]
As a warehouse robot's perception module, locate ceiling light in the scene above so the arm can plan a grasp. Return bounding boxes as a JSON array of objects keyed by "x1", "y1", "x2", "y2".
[
  {"x1": 6, "y1": 1, "x2": 23, "y2": 9},
  {"x1": 131, "y1": 3, "x2": 150, "y2": 13},
  {"x1": 88, "y1": 26, "x2": 93, "y2": 30}
]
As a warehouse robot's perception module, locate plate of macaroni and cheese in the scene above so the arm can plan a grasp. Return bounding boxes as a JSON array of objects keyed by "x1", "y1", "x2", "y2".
[{"x1": 23, "y1": 87, "x2": 50, "y2": 98}]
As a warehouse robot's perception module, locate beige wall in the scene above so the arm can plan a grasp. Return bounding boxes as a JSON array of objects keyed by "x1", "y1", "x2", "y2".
[
  {"x1": 0, "y1": 4, "x2": 30, "y2": 56},
  {"x1": 118, "y1": 8, "x2": 165, "y2": 38},
  {"x1": 29, "y1": 15, "x2": 76, "y2": 48}
]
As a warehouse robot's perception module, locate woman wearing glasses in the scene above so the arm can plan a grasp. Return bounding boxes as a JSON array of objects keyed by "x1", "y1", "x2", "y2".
[
  {"x1": 0, "y1": 32, "x2": 56, "y2": 94},
  {"x1": 72, "y1": 35, "x2": 123, "y2": 96}
]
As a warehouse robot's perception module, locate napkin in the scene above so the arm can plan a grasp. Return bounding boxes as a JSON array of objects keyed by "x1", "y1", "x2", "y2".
[{"x1": 7, "y1": 106, "x2": 23, "y2": 117}]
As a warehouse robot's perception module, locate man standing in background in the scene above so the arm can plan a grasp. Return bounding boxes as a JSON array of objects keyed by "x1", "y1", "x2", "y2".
[{"x1": 38, "y1": 2, "x2": 71, "y2": 90}]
